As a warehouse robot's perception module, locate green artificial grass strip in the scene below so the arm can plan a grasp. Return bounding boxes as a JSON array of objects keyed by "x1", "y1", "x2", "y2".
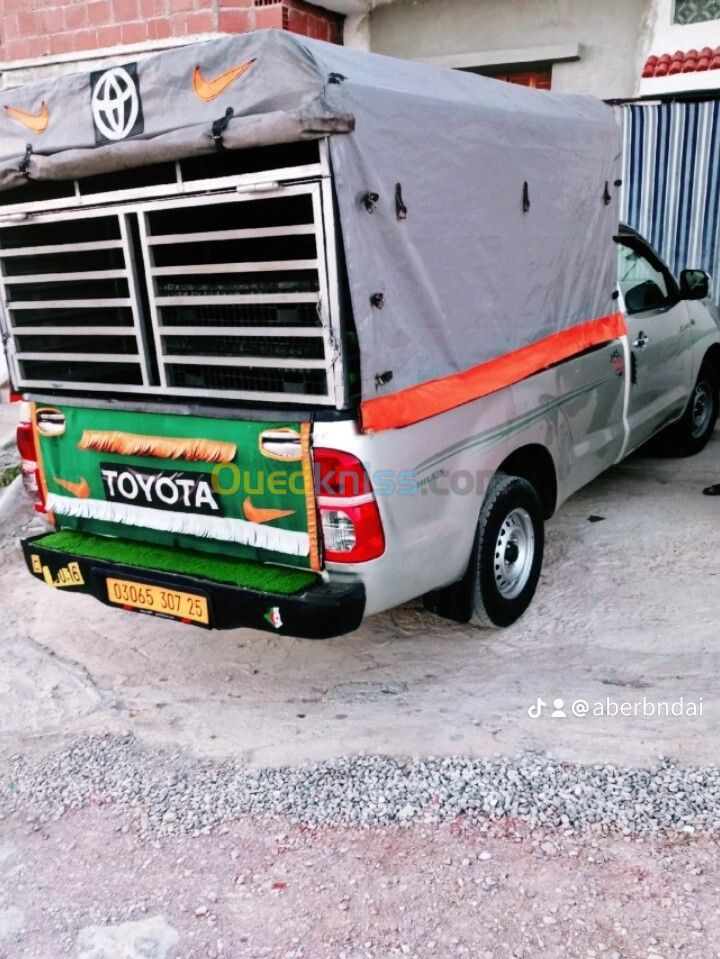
[{"x1": 35, "y1": 530, "x2": 318, "y2": 595}]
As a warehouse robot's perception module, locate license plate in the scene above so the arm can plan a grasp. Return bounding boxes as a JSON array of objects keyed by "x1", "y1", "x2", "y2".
[{"x1": 106, "y1": 577, "x2": 209, "y2": 625}]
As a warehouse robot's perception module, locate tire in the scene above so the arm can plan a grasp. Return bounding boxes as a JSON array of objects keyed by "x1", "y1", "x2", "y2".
[
  {"x1": 470, "y1": 473, "x2": 545, "y2": 628},
  {"x1": 660, "y1": 361, "x2": 719, "y2": 457}
]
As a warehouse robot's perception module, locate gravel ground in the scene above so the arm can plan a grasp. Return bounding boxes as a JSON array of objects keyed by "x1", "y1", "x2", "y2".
[
  {"x1": 3, "y1": 733, "x2": 720, "y2": 838},
  {"x1": 1, "y1": 782, "x2": 719, "y2": 959},
  {"x1": 2, "y1": 735, "x2": 720, "y2": 956}
]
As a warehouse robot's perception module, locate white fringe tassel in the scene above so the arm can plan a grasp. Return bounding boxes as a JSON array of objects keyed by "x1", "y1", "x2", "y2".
[{"x1": 46, "y1": 494, "x2": 310, "y2": 557}]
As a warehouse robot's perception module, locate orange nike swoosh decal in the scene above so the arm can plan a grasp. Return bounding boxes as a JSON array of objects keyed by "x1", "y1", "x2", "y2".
[
  {"x1": 54, "y1": 476, "x2": 90, "y2": 499},
  {"x1": 243, "y1": 497, "x2": 295, "y2": 525},
  {"x1": 4, "y1": 101, "x2": 49, "y2": 133},
  {"x1": 193, "y1": 60, "x2": 256, "y2": 101}
]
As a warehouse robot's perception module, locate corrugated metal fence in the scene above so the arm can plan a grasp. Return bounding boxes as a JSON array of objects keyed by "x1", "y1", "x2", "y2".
[{"x1": 621, "y1": 100, "x2": 720, "y2": 305}]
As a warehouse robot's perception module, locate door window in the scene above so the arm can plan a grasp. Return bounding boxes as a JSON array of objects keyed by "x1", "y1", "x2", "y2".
[{"x1": 617, "y1": 241, "x2": 676, "y2": 315}]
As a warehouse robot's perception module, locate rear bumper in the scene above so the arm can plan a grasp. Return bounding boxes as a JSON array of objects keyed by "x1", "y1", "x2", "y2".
[{"x1": 21, "y1": 535, "x2": 365, "y2": 640}]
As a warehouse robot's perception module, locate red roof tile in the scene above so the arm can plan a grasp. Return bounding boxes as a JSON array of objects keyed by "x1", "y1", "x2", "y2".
[{"x1": 643, "y1": 47, "x2": 720, "y2": 78}]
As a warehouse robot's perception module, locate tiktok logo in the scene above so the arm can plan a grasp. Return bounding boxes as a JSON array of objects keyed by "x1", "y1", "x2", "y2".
[
  {"x1": 527, "y1": 697, "x2": 568, "y2": 719},
  {"x1": 527, "y1": 697, "x2": 546, "y2": 719}
]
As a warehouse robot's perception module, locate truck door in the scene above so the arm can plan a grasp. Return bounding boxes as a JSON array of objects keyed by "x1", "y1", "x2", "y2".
[{"x1": 616, "y1": 235, "x2": 692, "y2": 451}]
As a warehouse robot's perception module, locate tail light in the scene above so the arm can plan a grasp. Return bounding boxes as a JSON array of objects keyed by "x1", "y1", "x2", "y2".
[
  {"x1": 16, "y1": 406, "x2": 46, "y2": 513},
  {"x1": 313, "y1": 448, "x2": 385, "y2": 563}
]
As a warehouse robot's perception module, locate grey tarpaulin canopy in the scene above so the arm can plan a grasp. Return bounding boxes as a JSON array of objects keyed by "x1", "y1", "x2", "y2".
[{"x1": 0, "y1": 30, "x2": 622, "y2": 431}]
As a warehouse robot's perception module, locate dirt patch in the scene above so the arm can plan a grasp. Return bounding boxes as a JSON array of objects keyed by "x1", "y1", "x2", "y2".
[
  {"x1": 0, "y1": 804, "x2": 717, "y2": 959},
  {"x1": 1, "y1": 436, "x2": 719, "y2": 768}
]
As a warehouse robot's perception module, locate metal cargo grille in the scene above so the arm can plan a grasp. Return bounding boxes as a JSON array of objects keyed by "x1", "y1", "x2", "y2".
[
  {"x1": 0, "y1": 215, "x2": 148, "y2": 387},
  {"x1": 0, "y1": 181, "x2": 343, "y2": 407}
]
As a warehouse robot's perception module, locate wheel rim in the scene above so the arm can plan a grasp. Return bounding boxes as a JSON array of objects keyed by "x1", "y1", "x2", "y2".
[
  {"x1": 493, "y1": 507, "x2": 535, "y2": 600},
  {"x1": 690, "y1": 380, "x2": 714, "y2": 439}
]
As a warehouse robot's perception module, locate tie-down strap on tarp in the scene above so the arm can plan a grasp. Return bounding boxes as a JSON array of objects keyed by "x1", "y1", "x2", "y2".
[{"x1": 0, "y1": 108, "x2": 354, "y2": 191}]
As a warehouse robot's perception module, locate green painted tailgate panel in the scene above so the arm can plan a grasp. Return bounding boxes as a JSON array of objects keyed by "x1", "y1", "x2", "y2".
[{"x1": 36, "y1": 404, "x2": 316, "y2": 570}]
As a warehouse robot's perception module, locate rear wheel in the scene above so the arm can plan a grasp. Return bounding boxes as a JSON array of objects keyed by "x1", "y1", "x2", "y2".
[
  {"x1": 470, "y1": 473, "x2": 544, "y2": 627},
  {"x1": 660, "y1": 361, "x2": 719, "y2": 456}
]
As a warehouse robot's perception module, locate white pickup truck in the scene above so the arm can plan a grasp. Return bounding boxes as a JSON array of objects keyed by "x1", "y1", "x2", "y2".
[
  {"x1": 2, "y1": 32, "x2": 719, "y2": 638},
  {"x1": 420, "y1": 222, "x2": 720, "y2": 627}
]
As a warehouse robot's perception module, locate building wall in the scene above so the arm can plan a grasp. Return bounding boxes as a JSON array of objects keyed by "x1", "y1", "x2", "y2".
[
  {"x1": 0, "y1": 0, "x2": 343, "y2": 90},
  {"x1": 639, "y1": 0, "x2": 720, "y2": 96},
  {"x1": 648, "y1": 0, "x2": 720, "y2": 54},
  {"x1": 367, "y1": 0, "x2": 651, "y2": 99}
]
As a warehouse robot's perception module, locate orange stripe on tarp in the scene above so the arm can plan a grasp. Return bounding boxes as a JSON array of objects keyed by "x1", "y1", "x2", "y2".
[{"x1": 360, "y1": 312, "x2": 627, "y2": 433}]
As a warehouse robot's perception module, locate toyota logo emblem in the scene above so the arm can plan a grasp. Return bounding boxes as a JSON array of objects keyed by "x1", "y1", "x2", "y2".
[{"x1": 90, "y1": 64, "x2": 144, "y2": 143}]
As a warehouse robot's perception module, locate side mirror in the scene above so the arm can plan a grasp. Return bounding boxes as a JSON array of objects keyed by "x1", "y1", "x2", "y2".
[{"x1": 680, "y1": 269, "x2": 711, "y2": 300}]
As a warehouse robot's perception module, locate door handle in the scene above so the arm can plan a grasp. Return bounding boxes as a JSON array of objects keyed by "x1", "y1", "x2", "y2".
[{"x1": 633, "y1": 331, "x2": 649, "y2": 348}]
